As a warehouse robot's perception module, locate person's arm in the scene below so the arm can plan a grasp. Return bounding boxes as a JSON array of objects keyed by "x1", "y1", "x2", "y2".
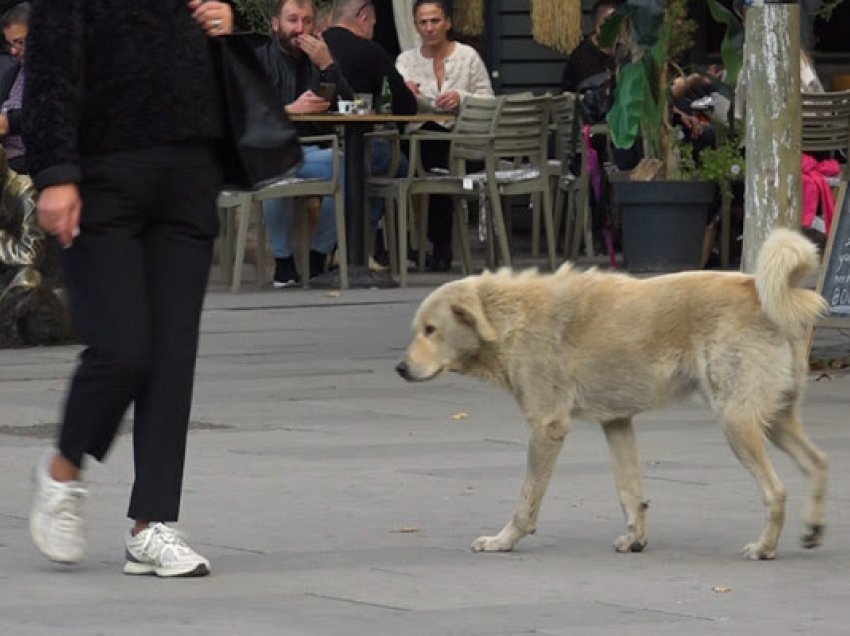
[{"x1": 22, "y1": 0, "x2": 85, "y2": 192}]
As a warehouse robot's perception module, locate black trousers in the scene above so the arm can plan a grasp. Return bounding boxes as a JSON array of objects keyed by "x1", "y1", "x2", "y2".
[{"x1": 56, "y1": 142, "x2": 221, "y2": 522}]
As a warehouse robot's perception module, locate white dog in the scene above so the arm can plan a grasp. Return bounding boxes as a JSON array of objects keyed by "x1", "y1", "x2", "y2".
[{"x1": 396, "y1": 229, "x2": 828, "y2": 559}]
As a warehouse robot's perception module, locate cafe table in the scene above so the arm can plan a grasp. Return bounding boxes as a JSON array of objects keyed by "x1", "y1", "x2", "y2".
[{"x1": 289, "y1": 112, "x2": 455, "y2": 288}]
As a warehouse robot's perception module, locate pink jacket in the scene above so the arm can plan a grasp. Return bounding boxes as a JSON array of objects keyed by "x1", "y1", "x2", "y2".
[{"x1": 801, "y1": 154, "x2": 840, "y2": 235}]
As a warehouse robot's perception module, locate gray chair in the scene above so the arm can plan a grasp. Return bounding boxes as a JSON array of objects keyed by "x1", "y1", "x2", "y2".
[
  {"x1": 801, "y1": 89, "x2": 850, "y2": 182},
  {"x1": 478, "y1": 92, "x2": 556, "y2": 270},
  {"x1": 216, "y1": 134, "x2": 347, "y2": 292},
  {"x1": 366, "y1": 95, "x2": 502, "y2": 286},
  {"x1": 548, "y1": 92, "x2": 592, "y2": 261}
]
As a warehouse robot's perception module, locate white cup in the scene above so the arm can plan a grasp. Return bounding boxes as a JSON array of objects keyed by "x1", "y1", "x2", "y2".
[{"x1": 337, "y1": 100, "x2": 356, "y2": 114}]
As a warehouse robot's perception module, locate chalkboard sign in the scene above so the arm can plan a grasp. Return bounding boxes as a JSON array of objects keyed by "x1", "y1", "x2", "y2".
[{"x1": 817, "y1": 179, "x2": 850, "y2": 327}]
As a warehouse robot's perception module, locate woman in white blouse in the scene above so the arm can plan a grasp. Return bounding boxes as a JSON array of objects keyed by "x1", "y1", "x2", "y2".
[{"x1": 395, "y1": 0, "x2": 494, "y2": 270}]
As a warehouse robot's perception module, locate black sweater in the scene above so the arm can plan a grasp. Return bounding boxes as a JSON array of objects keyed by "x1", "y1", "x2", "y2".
[
  {"x1": 22, "y1": 0, "x2": 224, "y2": 191},
  {"x1": 322, "y1": 27, "x2": 416, "y2": 115}
]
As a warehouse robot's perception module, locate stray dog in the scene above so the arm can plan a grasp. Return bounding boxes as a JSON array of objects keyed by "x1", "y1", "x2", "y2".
[{"x1": 396, "y1": 229, "x2": 828, "y2": 559}]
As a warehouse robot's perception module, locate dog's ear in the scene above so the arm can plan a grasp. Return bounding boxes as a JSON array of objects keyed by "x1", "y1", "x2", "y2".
[{"x1": 450, "y1": 294, "x2": 497, "y2": 342}]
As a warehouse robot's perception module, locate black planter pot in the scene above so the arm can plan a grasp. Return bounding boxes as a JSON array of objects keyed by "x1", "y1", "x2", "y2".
[{"x1": 612, "y1": 180, "x2": 717, "y2": 272}]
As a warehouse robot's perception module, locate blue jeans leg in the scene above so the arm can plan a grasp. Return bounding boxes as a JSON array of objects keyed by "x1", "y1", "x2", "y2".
[{"x1": 261, "y1": 145, "x2": 341, "y2": 258}]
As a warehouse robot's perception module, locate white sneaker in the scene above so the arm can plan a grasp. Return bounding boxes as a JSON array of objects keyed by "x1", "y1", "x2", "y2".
[
  {"x1": 123, "y1": 523, "x2": 210, "y2": 577},
  {"x1": 29, "y1": 450, "x2": 87, "y2": 564}
]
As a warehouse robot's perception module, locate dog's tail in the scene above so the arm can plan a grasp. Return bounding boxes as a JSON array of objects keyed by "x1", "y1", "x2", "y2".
[{"x1": 755, "y1": 228, "x2": 827, "y2": 335}]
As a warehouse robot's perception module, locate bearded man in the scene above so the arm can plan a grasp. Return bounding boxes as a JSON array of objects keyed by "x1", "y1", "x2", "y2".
[{"x1": 255, "y1": 0, "x2": 354, "y2": 287}]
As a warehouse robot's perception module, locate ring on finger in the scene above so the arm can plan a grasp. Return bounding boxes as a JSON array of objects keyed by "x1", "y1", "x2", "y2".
[{"x1": 211, "y1": 18, "x2": 222, "y2": 29}]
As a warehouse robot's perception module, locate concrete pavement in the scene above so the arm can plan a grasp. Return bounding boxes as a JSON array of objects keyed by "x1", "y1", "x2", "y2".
[{"x1": 1, "y1": 271, "x2": 850, "y2": 635}]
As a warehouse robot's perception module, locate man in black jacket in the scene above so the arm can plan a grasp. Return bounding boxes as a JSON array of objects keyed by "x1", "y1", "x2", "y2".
[
  {"x1": 255, "y1": 0, "x2": 354, "y2": 287},
  {"x1": 322, "y1": 0, "x2": 415, "y2": 264},
  {"x1": 322, "y1": 0, "x2": 416, "y2": 116}
]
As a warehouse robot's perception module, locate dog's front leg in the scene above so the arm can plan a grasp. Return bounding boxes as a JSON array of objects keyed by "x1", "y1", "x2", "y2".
[
  {"x1": 471, "y1": 418, "x2": 568, "y2": 552},
  {"x1": 602, "y1": 417, "x2": 648, "y2": 552}
]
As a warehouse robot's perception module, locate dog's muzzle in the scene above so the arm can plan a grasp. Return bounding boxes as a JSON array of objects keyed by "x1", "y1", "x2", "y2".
[{"x1": 395, "y1": 360, "x2": 412, "y2": 381}]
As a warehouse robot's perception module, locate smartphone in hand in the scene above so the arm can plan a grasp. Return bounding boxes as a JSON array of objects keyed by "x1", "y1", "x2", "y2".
[{"x1": 316, "y1": 82, "x2": 336, "y2": 102}]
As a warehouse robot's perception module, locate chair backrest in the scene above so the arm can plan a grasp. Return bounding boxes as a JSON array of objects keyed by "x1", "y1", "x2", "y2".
[
  {"x1": 449, "y1": 95, "x2": 503, "y2": 163},
  {"x1": 801, "y1": 89, "x2": 850, "y2": 157},
  {"x1": 491, "y1": 93, "x2": 551, "y2": 165},
  {"x1": 550, "y1": 92, "x2": 580, "y2": 171}
]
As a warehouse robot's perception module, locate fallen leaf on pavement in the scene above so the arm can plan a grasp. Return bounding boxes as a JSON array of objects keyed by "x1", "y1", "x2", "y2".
[
  {"x1": 711, "y1": 586, "x2": 731, "y2": 594},
  {"x1": 390, "y1": 527, "x2": 419, "y2": 533},
  {"x1": 451, "y1": 411, "x2": 469, "y2": 420}
]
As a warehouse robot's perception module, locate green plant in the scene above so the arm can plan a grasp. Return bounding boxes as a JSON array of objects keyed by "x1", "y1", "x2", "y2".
[
  {"x1": 231, "y1": 0, "x2": 275, "y2": 33},
  {"x1": 598, "y1": 0, "x2": 744, "y2": 180},
  {"x1": 679, "y1": 135, "x2": 744, "y2": 203},
  {"x1": 230, "y1": 0, "x2": 334, "y2": 33}
]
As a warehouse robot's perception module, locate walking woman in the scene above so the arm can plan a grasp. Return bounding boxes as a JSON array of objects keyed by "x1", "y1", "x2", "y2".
[{"x1": 24, "y1": 0, "x2": 234, "y2": 577}]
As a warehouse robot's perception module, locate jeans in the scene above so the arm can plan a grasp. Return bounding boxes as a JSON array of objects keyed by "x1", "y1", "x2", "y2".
[
  {"x1": 263, "y1": 145, "x2": 339, "y2": 259},
  {"x1": 262, "y1": 139, "x2": 408, "y2": 259}
]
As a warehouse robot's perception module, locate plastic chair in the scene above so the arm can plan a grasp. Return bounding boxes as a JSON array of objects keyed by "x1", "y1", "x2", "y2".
[
  {"x1": 801, "y1": 89, "x2": 850, "y2": 184},
  {"x1": 216, "y1": 134, "x2": 347, "y2": 291},
  {"x1": 366, "y1": 95, "x2": 502, "y2": 286},
  {"x1": 547, "y1": 92, "x2": 592, "y2": 261},
  {"x1": 477, "y1": 92, "x2": 556, "y2": 270}
]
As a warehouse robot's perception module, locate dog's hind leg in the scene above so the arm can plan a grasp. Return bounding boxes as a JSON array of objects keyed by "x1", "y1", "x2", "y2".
[
  {"x1": 471, "y1": 418, "x2": 569, "y2": 552},
  {"x1": 602, "y1": 417, "x2": 648, "y2": 553},
  {"x1": 722, "y1": 415, "x2": 787, "y2": 560},
  {"x1": 766, "y1": 403, "x2": 828, "y2": 549}
]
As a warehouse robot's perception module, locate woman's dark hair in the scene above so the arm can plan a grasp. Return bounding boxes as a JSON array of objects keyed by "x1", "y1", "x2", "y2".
[{"x1": 412, "y1": 0, "x2": 451, "y2": 20}]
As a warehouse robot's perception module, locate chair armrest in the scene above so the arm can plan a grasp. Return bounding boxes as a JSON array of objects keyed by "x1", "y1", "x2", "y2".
[
  {"x1": 295, "y1": 134, "x2": 342, "y2": 188},
  {"x1": 298, "y1": 134, "x2": 339, "y2": 146},
  {"x1": 408, "y1": 131, "x2": 493, "y2": 143}
]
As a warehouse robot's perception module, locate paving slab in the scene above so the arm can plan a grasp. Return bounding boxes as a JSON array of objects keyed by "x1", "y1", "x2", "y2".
[{"x1": 1, "y1": 274, "x2": 850, "y2": 635}]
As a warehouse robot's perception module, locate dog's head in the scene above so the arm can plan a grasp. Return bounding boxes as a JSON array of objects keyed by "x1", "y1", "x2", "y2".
[{"x1": 396, "y1": 279, "x2": 497, "y2": 382}]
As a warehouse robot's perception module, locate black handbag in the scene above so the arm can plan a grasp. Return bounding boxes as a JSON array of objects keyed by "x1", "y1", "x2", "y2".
[
  {"x1": 209, "y1": 33, "x2": 302, "y2": 190},
  {"x1": 577, "y1": 71, "x2": 613, "y2": 125}
]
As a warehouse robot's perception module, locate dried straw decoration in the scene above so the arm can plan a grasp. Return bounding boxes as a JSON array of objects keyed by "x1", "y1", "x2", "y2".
[
  {"x1": 531, "y1": 0, "x2": 583, "y2": 54},
  {"x1": 452, "y1": 0, "x2": 484, "y2": 36}
]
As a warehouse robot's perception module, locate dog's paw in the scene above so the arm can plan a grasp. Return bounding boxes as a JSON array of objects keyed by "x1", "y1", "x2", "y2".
[
  {"x1": 613, "y1": 533, "x2": 646, "y2": 553},
  {"x1": 470, "y1": 535, "x2": 514, "y2": 552},
  {"x1": 801, "y1": 524, "x2": 825, "y2": 549},
  {"x1": 741, "y1": 542, "x2": 776, "y2": 560}
]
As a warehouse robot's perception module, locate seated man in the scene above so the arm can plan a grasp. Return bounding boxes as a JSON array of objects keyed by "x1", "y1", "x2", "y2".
[
  {"x1": 323, "y1": 0, "x2": 414, "y2": 264},
  {"x1": 257, "y1": 0, "x2": 407, "y2": 286},
  {"x1": 0, "y1": 147, "x2": 72, "y2": 346},
  {"x1": 256, "y1": 0, "x2": 354, "y2": 287},
  {"x1": 0, "y1": 2, "x2": 30, "y2": 174}
]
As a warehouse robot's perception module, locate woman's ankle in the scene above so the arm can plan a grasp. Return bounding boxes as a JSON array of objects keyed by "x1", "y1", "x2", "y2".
[{"x1": 49, "y1": 452, "x2": 81, "y2": 482}]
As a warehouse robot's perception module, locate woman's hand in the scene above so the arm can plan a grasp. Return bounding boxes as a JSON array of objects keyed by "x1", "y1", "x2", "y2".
[
  {"x1": 434, "y1": 90, "x2": 461, "y2": 112},
  {"x1": 37, "y1": 183, "x2": 82, "y2": 249},
  {"x1": 188, "y1": 0, "x2": 234, "y2": 37}
]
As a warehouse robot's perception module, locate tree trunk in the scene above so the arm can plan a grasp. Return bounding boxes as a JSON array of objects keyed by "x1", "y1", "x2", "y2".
[{"x1": 741, "y1": 3, "x2": 801, "y2": 273}]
